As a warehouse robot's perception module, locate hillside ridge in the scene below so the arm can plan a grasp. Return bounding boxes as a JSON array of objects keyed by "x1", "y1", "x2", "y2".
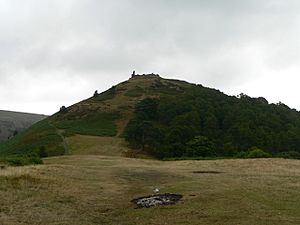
[
  {"x1": 0, "y1": 110, "x2": 47, "y2": 142},
  {"x1": 1, "y1": 74, "x2": 299, "y2": 159},
  {"x1": 0, "y1": 109, "x2": 47, "y2": 116}
]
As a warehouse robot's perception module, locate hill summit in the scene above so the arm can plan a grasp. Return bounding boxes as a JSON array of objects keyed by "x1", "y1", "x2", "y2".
[{"x1": 1, "y1": 74, "x2": 300, "y2": 159}]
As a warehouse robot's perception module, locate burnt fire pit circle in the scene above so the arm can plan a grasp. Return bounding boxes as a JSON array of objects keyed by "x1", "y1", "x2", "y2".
[{"x1": 132, "y1": 193, "x2": 182, "y2": 208}]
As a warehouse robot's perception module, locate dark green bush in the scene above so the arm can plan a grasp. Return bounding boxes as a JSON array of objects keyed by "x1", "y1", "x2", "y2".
[
  {"x1": 235, "y1": 151, "x2": 248, "y2": 158},
  {"x1": 27, "y1": 156, "x2": 43, "y2": 165},
  {"x1": 60, "y1": 106, "x2": 67, "y2": 113},
  {"x1": 38, "y1": 146, "x2": 48, "y2": 158},
  {"x1": 6, "y1": 158, "x2": 23, "y2": 166},
  {"x1": 185, "y1": 136, "x2": 216, "y2": 157},
  {"x1": 2, "y1": 156, "x2": 43, "y2": 166},
  {"x1": 277, "y1": 151, "x2": 300, "y2": 159},
  {"x1": 246, "y1": 148, "x2": 271, "y2": 158},
  {"x1": 62, "y1": 130, "x2": 75, "y2": 137}
]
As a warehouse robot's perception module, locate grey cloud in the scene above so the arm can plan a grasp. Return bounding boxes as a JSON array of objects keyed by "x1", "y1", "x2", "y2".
[{"x1": 0, "y1": 0, "x2": 300, "y2": 113}]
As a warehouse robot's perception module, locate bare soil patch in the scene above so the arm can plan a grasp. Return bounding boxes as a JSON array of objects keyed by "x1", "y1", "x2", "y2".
[
  {"x1": 132, "y1": 193, "x2": 183, "y2": 208},
  {"x1": 192, "y1": 170, "x2": 223, "y2": 174}
]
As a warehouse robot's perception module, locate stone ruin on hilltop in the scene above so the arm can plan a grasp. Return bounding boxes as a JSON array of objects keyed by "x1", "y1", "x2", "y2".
[{"x1": 131, "y1": 70, "x2": 160, "y2": 78}]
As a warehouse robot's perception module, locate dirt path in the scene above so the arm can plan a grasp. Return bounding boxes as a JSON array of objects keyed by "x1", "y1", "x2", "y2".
[{"x1": 48, "y1": 121, "x2": 69, "y2": 154}]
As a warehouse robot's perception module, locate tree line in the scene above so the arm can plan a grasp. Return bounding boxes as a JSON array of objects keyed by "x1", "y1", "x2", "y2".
[{"x1": 124, "y1": 85, "x2": 300, "y2": 159}]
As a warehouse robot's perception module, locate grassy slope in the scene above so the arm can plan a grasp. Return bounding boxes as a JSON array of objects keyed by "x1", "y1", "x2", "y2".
[
  {"x1": 0, "y1": 156, "x2": 299, "y2": 225},
  {"x1": 0, "y1": 119, "x2": 65, "y2": 156},
  {"x1": 55, "y1": 112, "x2": 119, "y2": 136},
  {"x1": 0, "y1": 110, "x2": 47, "y2": 142},
  {"x1": 0, "y1": 75, "x2": 190, "y2": 157},
  {"x1": 66, "y1": 134, "x2": 129, "y2": 156}
]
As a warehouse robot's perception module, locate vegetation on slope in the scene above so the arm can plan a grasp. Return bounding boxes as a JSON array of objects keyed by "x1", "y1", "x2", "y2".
[
  {"x1": 1, "y1": 74, "x2": 300, "y2": 160},
  {"x1": 0, "y1": 110, "x2": 47, "y2": 142},
  {"x1": 0, "y1": 85, "x2": 121, "y2": 157},
  {"x1": 0, "y1": 119, "x2": 65, "y2": 157},
  {"x1": 0, "y1": 155, "x2": 43, "y2": 166},
  {"x1": 124, "y1": 83, "x2": 300, "y2": 159},
  {"x1": 54, "y1": 112, "x2": 119, "y2": 137}
]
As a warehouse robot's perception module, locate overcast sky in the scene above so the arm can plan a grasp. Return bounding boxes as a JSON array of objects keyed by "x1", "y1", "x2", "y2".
[{"x1": 1, "y1": 0, "x2": 300, "y2": 115}]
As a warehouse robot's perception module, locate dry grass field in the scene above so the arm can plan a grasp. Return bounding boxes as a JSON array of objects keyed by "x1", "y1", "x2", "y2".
[
  {"x1": 66, "y1": 135, "x2": 129, "y2": 156},
  {"x1": 0, "y1": 155, "x2": 299, "y2": 225}
]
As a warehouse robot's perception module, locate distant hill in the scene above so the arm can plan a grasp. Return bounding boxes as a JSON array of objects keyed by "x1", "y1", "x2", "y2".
[
  {"x1": 0, "y1": 74, "x2": 299, "y2": 159},
  {"x1": 0, "y1": 110, "x2": 47, "y2": 142}
]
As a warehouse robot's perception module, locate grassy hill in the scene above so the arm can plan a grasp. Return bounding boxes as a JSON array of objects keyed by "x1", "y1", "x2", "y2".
[
  {"x1": 0, "y1": 110, "x2": 46, "y2": 142},
  {"x1": 1, "y1": 73, "x2": 300, "y2": 159},
  {"x1": 0, "y1": 74, "x2": 194, "y2": 157}
]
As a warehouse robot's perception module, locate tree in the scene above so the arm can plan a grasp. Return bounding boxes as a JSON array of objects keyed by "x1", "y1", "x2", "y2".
[
  {"x1": 60, "y1": 106, "x2": 67, "y2": 113},
  {"x1": 124, "y1": 114, "x2": 166, "y2": 155},
  {"x1": 39, "y1": 146, "x2": 48, "y2": 158},
  {"x1": 185, "y1": 136, "x2": 216, "y2": 157},
  {"x1": 124, "y1": 81, "x2": 300, "y2": 159},
  {"x1": 237, "y1": 93, "x2": 250, "y2": 99},
  {"x1": 167, "y1": 125, "x2": 196, "y2": 146},
  {"x1": 203, "y1": 113, "x2": 219, "y2": 137},
  {"x1": 93, "y1": 90, "x2": 98, "y2": 97},
  {"x1": 223, "y1": 142, "x2": 238, "y2": 156},
  {"x1": 135, "y1": 98, "x2": 159, "y2": 120}
]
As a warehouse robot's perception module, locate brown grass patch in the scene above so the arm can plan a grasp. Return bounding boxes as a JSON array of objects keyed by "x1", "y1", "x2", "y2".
[
  {"x1": 0, "y1": 157, "x2": 299, "y2": 225},
  {"x1": 66, "y1": 135, "x2": 130, "y2": 156}
]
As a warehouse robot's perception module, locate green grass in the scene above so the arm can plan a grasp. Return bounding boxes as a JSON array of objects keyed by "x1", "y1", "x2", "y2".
[
  {"x1": 0, "y1": 119, "x2": 64, "y2": 157},
  {"x1": 55, "y1": 112, "x2": 119, "y2": 137},
  {"x1": 124, "y1": 86, "x2": 144, "y2": 97},
  {"x1": 91, "y1": 88, "x2": 116, "y2": 102},
  {"x1": 0, "y1": 155, "x2": 43, "y2": 166},
  {"x1": 147, "y1": 80, "x2": 185, "y2": 96}
]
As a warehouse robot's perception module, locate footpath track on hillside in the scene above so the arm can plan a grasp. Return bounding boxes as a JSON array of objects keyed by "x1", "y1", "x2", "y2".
[{"x1": 48, "y1": 121, "x2": 70, "y2": 154}]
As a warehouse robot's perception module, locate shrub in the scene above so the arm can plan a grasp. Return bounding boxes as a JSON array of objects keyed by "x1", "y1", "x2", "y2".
[
  {"x1": 28, "y1": 156, "x2": 43, "y2": 165},
  {"x1": 60, "y1": 106, "x2": 67, "y2": 113},
  {"x1": 235, "y1": 151, "x2": 248, "y2": 158},
  {"x1": 92, "y1": 86, "x2": 116, "y2": 102},
  {"x1": 3, "y1": 156, "x2": 43, "y2": 166},
  {"x1": 246, "y1": 148, "x2": 271, "y2": 158},
  {"x1": 6, "y1": 158, "x2": 23, "y2": 166},
  {"x1": 277, "y1": 151, "x2": 300, "y2": 159},
  {"x1": 185, "y1": 136, "x2": 216, "y2": 157},
  {"x1": 38, "y1": 146, "x2": 48, "y2": 158},
  {"x1": 62, "y1": 130, "x2": 75, "y2": 137}
]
